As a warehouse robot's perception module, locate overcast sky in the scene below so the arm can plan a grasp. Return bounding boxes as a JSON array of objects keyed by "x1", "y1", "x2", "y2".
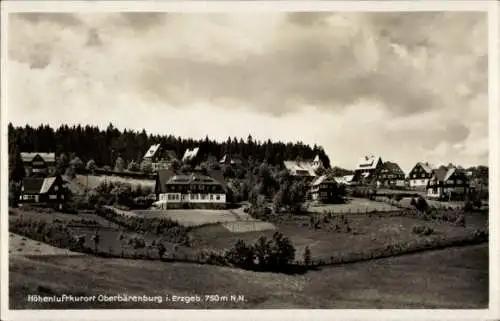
[{"x1": 7, "y1": 11, "x2": 488, "y2": 171}]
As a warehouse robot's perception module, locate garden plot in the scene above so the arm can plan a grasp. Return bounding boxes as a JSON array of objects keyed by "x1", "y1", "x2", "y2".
[
  {"x1": 134, "y1": 209, "x2": 241, "y2": 227},
  {"x1": 309, "y1": 198, "x2": 401, "y2": 214},
  {"x1": 222, "y1": 221, "x2": 276, "y2": 233}
]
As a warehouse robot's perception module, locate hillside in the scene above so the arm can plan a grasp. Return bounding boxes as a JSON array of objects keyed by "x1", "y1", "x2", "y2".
[{"x1": 9, "y1": 244, "x2": 488, "y2": 309}]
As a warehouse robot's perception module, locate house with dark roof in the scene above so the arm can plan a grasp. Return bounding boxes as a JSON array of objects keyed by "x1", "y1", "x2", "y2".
[
  {"x1": 351, "y1": 155, "x2": 383, "y2": 185},
  {"x1": 378, "y1": 161, "x2": 406, "y2": 187},
  {"x1": 20, "y1": 152, "x2": 56, "y2": 177},
  {"x1": 309, "y1": 174, "x2": 347, "y2": 203},
  {"x1": 19, "y1": 175, "x2": 66, "y2": 207},
  {"x1": 154, "y1": 169, "x2": 227, "y2": 209},
  {"x1": 407, "y1": 162, "x2": 436, "y2": 189},
  {"x1": 426, "y1": 165, "x2": 470, "y2": 200}
]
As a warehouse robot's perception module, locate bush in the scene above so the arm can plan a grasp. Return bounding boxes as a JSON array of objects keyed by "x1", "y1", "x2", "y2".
[
  {"x1": 225, "y1": 239, "x2": 255, "y2": 268},
  {"x1": 412, "y1": 224, "x2": 434, "y2": 236}
]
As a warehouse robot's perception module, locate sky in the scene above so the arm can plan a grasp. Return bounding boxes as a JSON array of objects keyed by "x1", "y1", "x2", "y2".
[{"x1": 7, "y1": 11, "x2": 488, "y2": 172}]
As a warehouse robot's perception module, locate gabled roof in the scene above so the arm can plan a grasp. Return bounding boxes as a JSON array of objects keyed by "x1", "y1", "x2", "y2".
[
  {"x1": 416, "y1": 162, "x2": 436, "y2": 174},
  {"x1": 20, "y1": 152, "x2": 56, "y2": 163},
  {"x1": 40, "y1": 177, "x2": 57, "y2": 193},
  {"x1": 381, "y1": 161, "x2": 405, "y2": 175},
  {"x1": 311, "y1": 174, "x2": 343, "y2": 186},
  {"x1": 22, "y1": 176, "x2": 61, "y2": 194},
  {"x1": 283, "y1": 160, "x2": 316, "y2": 177},
  {"x1": 356, "y1": 155, "x2": 382, "y2": 171},
  {"x1": 144, "y1": 144, "x2": 161, "y2": 159},
  {"x1": 182, "y1": 147, "x2": 200, "y2": 162},
  {"x1": 432, "y1": 166, "x2": 465, "y2": 182}
]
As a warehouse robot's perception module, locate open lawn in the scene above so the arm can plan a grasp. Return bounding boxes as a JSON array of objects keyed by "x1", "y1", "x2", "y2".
[
  {"x1": 74, "y1": 174, "x2": 155, "y2": 190},
  {"x1": 309, "y1": 197, "x2": 401, "y2": 214},
  {"x1": 9, "y1": 244, "x2": 488, "y2": 309}
]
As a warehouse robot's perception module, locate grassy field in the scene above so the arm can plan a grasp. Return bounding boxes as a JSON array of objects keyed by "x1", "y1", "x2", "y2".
[
  {"x1": 9, "y1": 243, "x2": 488, "y2": 309},
  {"x1": 74, "y1": 174, "x2": 155, "y2": 190},
  {"x1": 9, "y1": 233, "x2": 84, "y2": 256},
  {"x1": 190, "y1": 212, "x2": 488, "y2": 261},
  {"x1": 309, "y1": 197, "x2": 401, "y2": 214}
]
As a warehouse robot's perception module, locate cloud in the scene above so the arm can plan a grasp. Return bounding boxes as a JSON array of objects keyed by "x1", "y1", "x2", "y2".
[{"x1": 7, "y1": 11, "x2": 488, "y2": 169}]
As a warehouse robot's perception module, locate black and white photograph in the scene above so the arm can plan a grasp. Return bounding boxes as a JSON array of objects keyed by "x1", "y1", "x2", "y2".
[{"x1": 1, "y1": 1, "x2": 498, "y2": 320}]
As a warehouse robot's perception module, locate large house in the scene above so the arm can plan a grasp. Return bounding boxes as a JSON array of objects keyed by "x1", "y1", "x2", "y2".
[
  {"x1": 19, "y1": 175, "x2": 66, "y2": 208},
  {"x1": 20, "y1": 152, "x2": 56, "y2": 177},
  {"x1": 426, "y1": 165, "x2": 470, "y2": 200},
  {"x1": 309, "y1": 175, "x2": 346, "y2": 203},
  {"x1": 407, "y1": 162, "x2": 436, "y2": 189},
  {"x1": 154, "y1": 169, "x2": 227, "y2": 209},
  {"x1": 378, "y1": 161, "x2": 406, "y2": 187},
  {"x1": 352, "y1": 155, "x2": 383, "y2": 185},
  {"x1": 143, "y1": 144, "x2": 178, "y2": 172},
  {"x1": 283, "y1": 155, "x2": 323, "y2": 179}
]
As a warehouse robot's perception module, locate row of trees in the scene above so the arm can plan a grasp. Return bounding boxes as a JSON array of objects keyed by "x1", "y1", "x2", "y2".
[{"x1": 8, "y1": 123, "x2": 331, "y2": 169}]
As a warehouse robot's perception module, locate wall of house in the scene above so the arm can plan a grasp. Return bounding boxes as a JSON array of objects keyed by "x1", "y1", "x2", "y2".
[
  {"x1": 409, "y1": 178, "x2": 430, "y2": 187},
  {"x1": 159, "y1": 192, "x2": 226, "y2": 204}
]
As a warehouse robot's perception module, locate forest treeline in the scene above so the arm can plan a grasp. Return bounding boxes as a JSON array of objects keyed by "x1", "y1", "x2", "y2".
[{"x1": 7, "y1": 123, "x2": 331, "y2": 168}]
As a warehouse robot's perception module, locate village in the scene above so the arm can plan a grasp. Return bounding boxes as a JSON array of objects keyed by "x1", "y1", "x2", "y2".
[{"x1": 11, "y1": 142, "x2": 487, "y2": 211}]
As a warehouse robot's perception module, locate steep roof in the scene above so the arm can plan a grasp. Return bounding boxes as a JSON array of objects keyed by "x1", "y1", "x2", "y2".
[
  {"x1": 283, "y1": 160, "x2": 316, "y2": 177},
  {"x1": 418, "y1": 162, "x2": 436, "y2": 174},
  {"x1": 432, "y1": 166, "x2": 462, "y2": 182},
  {"x1": 356, "y1": 155, "x2": 381, "y2": 171},
  {"x1": 22, "y1": 176, "x2": 60, "y2": 194},
  {"x1": 143, "y1": 144, "x2": 161, "y2": 159},
  {"x1": 20, "y1": 152, "x2": 56, "y2": 163},
  {"x1": 220, "y1": 154, "x2": 243, "y2": 165},
  {"x1": 382, "y1": 161, "x2": 405, "y2": 175},
  {"x1": 40, "y1": 177, "x2": 57, "y2": 194},
  {"x1": 311, "y1": 174, "x2": 343, "y2": 186},
  {"x1": 182, "y1": 147, "x2": 200, "y2": 162}
]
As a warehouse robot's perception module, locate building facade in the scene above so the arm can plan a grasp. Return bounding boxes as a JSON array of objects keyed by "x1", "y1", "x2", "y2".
[
  {"x1": 309, "y1": 175, "x2": 346, "y2": 203},
  {"x1": 20, "y1": 152, "x2": 56, "y2": 177},
  {"x1": 378, "y1": 161, "x2": 406, "y2": 187},
  {"x1": 19, "y1": 175, "x2": 66, "y2": 206},
  {"x1": 155, "y1": 170, "x2": 226, "y2": 209},
  {"x1": 426, "y1": 166, "x2": 470, "y2": 200},
  {"x1": 352, "y1": 155, "x2": 383, "y2": 185},
  {"x1": 407, "y1": 162, "x2": 436, "y2": 189}
]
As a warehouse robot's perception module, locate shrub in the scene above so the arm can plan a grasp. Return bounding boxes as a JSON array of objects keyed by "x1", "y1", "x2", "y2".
[
  {"x1": 226, "y1": 239, "x2": 255, "y2": 268},
  {"x1": 412, "y1": 224, "x2": 434, "y2": 236}
]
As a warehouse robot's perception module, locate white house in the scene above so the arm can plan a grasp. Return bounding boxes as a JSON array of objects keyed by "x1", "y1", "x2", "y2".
[{"x1": 154, "y1": 169, "x2": 226, "y2": 209}]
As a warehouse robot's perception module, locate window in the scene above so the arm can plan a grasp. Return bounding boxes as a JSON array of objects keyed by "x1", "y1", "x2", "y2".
[
  {"x1": 49, "y1": 195, "x2": 57, "y2": 200},
  {"x1": 216, "y1": 195, "x2": 220, "y2": 200},
  {"x1": 457, "y1": 180, "x2": 462, "y2": 184},
  {"x1": 201, "y1": 194, "x2": 207, "y2": 200},
  {"x1": 210, "y1": 195, "x2": 214, "y2": 200},
  {"x1": 54, "y1": 186, "x2": 59, "y2": 191}
]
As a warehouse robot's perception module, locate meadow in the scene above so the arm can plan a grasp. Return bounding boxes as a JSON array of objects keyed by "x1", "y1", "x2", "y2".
[{"x1": 9, "y1": 244, "x2": 488, "y2": 309}]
